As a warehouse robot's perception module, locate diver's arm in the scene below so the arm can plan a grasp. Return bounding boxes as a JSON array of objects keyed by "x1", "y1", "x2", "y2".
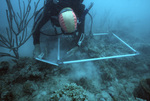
[
  {"x1": 76, "y1": 17, "x2": 85, "y2": 47},
  {"x1": 32, "y1": 0, "x2": 53, "y2": 58},
  {"x1": 32, "y1": 0, "x2": 52, "y2": 45},
  {"x1": 66, "y1": 20, "x2": 85, "y2": 56},
  {"x1": 32, "y1": 13, "x2": 50, "y2": 45},
  {"x1": 75, "y1": 3, "x2": 94, "y2": 46},
  {"x1": 74, "y1": 3, "x2": 86, "y2": 47}
]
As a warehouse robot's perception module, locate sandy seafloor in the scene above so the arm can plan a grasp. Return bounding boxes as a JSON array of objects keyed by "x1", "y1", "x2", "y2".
[{"x1": 0, "y1": 31, "x2": 150, "y2": 101}]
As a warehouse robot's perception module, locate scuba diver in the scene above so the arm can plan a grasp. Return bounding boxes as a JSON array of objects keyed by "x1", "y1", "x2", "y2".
[{"x1": 32, "y1": 0, "x2": 93, "y2": 58}]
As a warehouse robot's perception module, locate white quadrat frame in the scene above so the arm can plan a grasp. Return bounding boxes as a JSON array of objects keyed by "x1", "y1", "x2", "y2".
[{"x1": 36, "y1": 33, "x2": 139, "y2": 66}]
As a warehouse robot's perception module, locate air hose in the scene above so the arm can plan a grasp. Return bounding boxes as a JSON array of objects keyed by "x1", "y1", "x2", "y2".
[{"x1": 87, "y1": 12, "x2": 93, "y2": 36}]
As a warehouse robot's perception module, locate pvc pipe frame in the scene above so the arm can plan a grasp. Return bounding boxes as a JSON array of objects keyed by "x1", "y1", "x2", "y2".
[
  {"x1": 61, "y1": 33, "x2": 139, "y2": 65},
  {"x1": 36, "y1": 33, "x2": 139, "y2": 65},
  {"x1": 63, "y1": 53, "x2": 139, "y2": 64},
  {"x1": 36, "y1": 58, "x2": 59, "y2": 66}
]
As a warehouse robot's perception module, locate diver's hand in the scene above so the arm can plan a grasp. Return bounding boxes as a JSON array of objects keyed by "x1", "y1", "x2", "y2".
[
  {"x1": 33, "y1": 44, "x2": 41, "y2": 58},
  {"x1": 67, "y1": 46, "x2": 78, "y2": 56},
  {"x1": 37, "y1": 52, "x2": 45, "y2": 59}
]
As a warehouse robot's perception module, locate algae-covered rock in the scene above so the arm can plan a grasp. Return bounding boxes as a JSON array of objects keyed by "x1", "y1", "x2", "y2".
[
  {"x1": 23, "y1": 80, "x2": 38, "y2": 94},
  {"x1": 0, "y1": 87, "x2": 14, "y2": 101},
  {"x1": 0, "y1": 61, "x2": 9, "y2": 75},
  {"x1": 133, "y1": 78, "x2": 150, "y2": 101},
  {"x1": 1, "y1": 90, "x2": 14, "y2": 101}
]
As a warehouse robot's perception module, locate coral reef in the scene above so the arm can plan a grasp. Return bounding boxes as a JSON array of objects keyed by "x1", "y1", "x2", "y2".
[
  {"x1": 0, "y1": 32, "x2": 150, "y2": 101},
  {"x1": 49, "y1": 83, "x2": 94, "y2": 101}
]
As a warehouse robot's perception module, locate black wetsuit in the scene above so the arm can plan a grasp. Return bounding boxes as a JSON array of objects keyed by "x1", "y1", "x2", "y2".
[{"x1": 32, "y1": 0, "x2": 85, "y2": 46}]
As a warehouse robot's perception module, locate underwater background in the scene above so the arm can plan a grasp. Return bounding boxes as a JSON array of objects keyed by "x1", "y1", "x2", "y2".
[{"x1": 0, "y1": 0, "x2": 150, "y2": 101}]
